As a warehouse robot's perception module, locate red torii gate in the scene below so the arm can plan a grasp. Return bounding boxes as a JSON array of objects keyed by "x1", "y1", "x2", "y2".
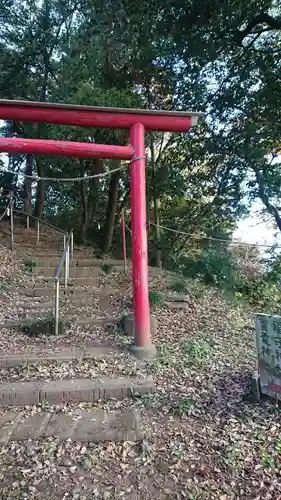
[{"x1": 0, "y1": 100, "x2": 203, "y2": 356}]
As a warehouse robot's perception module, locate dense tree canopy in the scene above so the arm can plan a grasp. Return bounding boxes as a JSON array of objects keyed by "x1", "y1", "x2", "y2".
[{"x1": 0, "y1": 0, "x2": 280, "y2": 263}]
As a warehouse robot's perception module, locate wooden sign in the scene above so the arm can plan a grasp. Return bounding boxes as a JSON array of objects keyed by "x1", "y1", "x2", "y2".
[{"x1": 256, "y1": 313, "x2": 281, "y2": 399}]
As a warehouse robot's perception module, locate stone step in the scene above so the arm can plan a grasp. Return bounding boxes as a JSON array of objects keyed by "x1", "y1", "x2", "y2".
[
  {"x1": 24, "y1": 276, "x2": 101, "y2": 288},
  {"x1": 77, "y1": 258, "x2": 125, "y2": 267},
  {"x1": 10, "y1": 296, "x2": 53, "y2": 307},
  {"x1": 32, "y1": 265, "x2": 124, "y2": 277},
  {"x1": 26, "y1": 287, "x2": 57, "y2": 297},
  {"x1": 28, "y1": 250, "x2": 95, "y2": 258},
  {"x1": 3, "y1": 228, "x2": 62, "y2": 238},
  {"x1": 27, "y1": 256, "x2": 71, "y2": 267},
  {"x1": 17, "y1": 309, "x2": 54, "y2": 320},
  {"x1": 0, "y1": 376, "x2": 155, "y2": 406},
  {"x1": 61, "y1": 277, "x2": 102, "y2": 286},
  {"x1": 17, "y1": 303, "x2": 113, "y2": 321},
  {"x1": 33, "y1": 285, "x2": 95, "y2": 297},
  {"x1": 75, "y1": 316, "x2": 118, "y2": 326},
  {"x1": 16, "y1": 298, "x2": 82, "y2": 310},
  {"x1": 0, "y1": 346, "x2": 119, "y2": 368},
  {"x1": 16, "y1": 288, "x2": 120, "y2": 308},
  {"x1": 29, "y1": 257, "x2": 124, "y2": 267},
  {"x1": 20, "y1": 245, "x2": 64, "y2": 253},
  {"x1": 166, "y1": 302, "x2": 189, "y2": 310},
  {"x1": 18, "y1": 299, "x2": 112, "y2": 315},
  {"x1": 67, "y1": 286, "x2": 121, "y2": 296},
  {"x1": 17, "y1": 299, "x2": 54, "y2": 309},
  {"x1": 16, "y1": 235, "x2": 63, "y2": 243},
  {"x1": 0, "y1": 315, "x2": 118, "y2": 330},
  {"x1": 22, "y1": 280, "x2": 103, "y2": 296},
  {"x1": 23, "y1": 252, "x2": 67, "y2": 260},
  {"x1": 0, "y1": 408, "x2": 142, "y2": 443},
  {"x1": 32, "y1": 266, "x2": 102, "y2": 278}
]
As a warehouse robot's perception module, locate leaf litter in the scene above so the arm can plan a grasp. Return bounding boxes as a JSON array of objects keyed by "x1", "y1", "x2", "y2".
[{"x1": 0, "y1": 242, "x2": 281, "y2": 498}]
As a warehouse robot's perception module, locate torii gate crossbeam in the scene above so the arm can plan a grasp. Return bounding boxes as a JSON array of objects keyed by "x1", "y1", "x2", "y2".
[{"x1": 0, "y1": 99, "x2": 203, "y2": 357}]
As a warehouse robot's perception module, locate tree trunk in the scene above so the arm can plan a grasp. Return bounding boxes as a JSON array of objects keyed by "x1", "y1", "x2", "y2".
[
  {"x1": 80, "y1": 182, "x2": 99, "y2": 242},
  {"x1": 80, "y1": 168, "x2": 88, "y2": 242},
  {"x1": 102, "y1": 166, "x2": 121, "y2": 254},
  {"x1": 24, "y1": 155, "x2": 33, "y2": 215},
  {"x1": 33, "y1": 159, "x2": 45, "y2": 219},
  {"x1": 150, "y1": 133, "x2": 162, "y2": 267},
  {"x1": 254, "y1": 167, "x2": 281, "y2": 233},
  {"x1": 79, "y1": 159, "x2": 101, "y2": 242},
  {"x1": 146, "y1": 79, "x2": 162, "y2": 267},
  {"x1": 116, "y1": 187, "x2": 130, "y2": 219}
]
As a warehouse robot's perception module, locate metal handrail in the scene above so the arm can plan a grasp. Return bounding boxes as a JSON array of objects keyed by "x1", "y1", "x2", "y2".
[
  {"x1": 0, "y1": 203, "x2": 68, "y2": 234},
  {"x1": 12, "y1": 208, "x2": 68, "y2": 234},
  {"x1": 55, "y1": 229, "x2": 74, "y2": 334},
  {"x1": 2, "y1": 192, "x2": 68, "y2": 248},
  {"x1": 2, "y1": 192, "x2": 74, "y2": 334}
]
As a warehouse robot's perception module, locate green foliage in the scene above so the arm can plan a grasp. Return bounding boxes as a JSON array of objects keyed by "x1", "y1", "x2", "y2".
[
  {"x1": 171, "y1": 397, "x2": 195, "y2": 417},
  {"x1": 236, "y1": 279, "x2": 281, "y2": 314},
  {"x1": 101, "y1": 263, "x2": 114, "y2": 275},
  {"x1": 21, "y1": 316, "x2": 64, "y2": 336},
  {"x1": 222, "y1": 444, "x2": 243, "y2": 473},
  {"x1": 261, "y1": 454, "x2": 275, "y2": 469},
  {"x1": 157, "y1": 342, "x2": 172, "y2": 364},
  {"x1": 23, "y1": 260, "x2": 38, "y2": 273},
  {"x1": 266, "y1": 252, "x2": 281, "y2": 284},
  {"x1": 169, "y1": 280, "x2": 189, "y2": 294},
  {"x1": 171, "y1": 247, "x2": 243, "y2": 295},
  {"x1": 150, "y1": 338, "x2": 210, "y2": 375},
  {"x1": 150, "y1": 342, "x2": 173, "y2": 373},
  {"x1": 149, "y1": 290, "x2": 166, "y2": 307},
  {"x1": 260, "y1": 437, "x2": 281, "y2": 470},
  {"x1": 141, "y1": 393, "x2": 159, "y2": 409},
  {"x1": 181, "y1": 339, "x2": 211, "y2": 366},
  {"x1": 1, "y1": 0, "x2": 281, "y2": 266}
]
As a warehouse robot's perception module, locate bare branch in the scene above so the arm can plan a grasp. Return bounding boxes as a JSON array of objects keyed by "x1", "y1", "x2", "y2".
[{"x1": 238, "y1": 13, "x2": 281, "y2": 42}]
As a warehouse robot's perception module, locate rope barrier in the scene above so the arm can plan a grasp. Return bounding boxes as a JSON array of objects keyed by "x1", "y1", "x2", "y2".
[
  {"x1": 149, "y1": 221, "x2": 281, "y2": 249},
  {"x1": 22, "y1": 155, "x2": 147, "y2": 183}
]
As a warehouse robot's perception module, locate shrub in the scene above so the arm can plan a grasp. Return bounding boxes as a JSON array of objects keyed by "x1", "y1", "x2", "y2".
[
  {"x1": 237, "y1": 278, "x2": 281, "y2": 314},
  {"x1": 149, "y1": 290, "x2": 165, "y2": 306},
  {"x1": 174, "y1": 247, "x2": 242, "y2": 295}
]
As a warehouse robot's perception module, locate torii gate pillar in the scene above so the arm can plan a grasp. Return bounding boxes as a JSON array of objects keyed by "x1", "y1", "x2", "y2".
[{"x1": 129, "y1": 123, "x2": 151, "y2": 355}]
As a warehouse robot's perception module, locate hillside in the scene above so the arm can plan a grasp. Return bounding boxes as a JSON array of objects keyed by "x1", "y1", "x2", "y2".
[{"x1": 0, "y1": 222, "x2": 280, "y2": 500}]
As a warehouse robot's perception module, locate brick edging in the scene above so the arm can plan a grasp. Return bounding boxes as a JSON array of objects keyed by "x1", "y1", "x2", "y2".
[
  {"x1": 0, "y1": 346, "x2": 119, "y2": 368},
  {"x1": 0, "y1": 376, "x2": 155, "y2": 406}
]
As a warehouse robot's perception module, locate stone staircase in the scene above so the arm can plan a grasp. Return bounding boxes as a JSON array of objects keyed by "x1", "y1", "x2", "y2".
[
  {"x1": 2, "y1": 254, "x2": 126, "y2": 329},
  {"x1": 0, "y1": 220, "x2": 155, "y2": 443},
  {"x1": 0, "y1": 221, "x2": 127, "y2": 328}
]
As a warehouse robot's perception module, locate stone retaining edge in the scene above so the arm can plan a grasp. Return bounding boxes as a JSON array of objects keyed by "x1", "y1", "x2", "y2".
[
  {"x1": 0, "y1": 346, "x2": 119, "y2": 368},
  {"x1": 0, "y1": 376, "x2": 155, "y2": 406}
]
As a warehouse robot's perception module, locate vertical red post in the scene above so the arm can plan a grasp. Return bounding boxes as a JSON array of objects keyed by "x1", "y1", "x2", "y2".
[
  {"x1": 130, "y1": 123, "x2": 152, "y2": 350},
  {"x1": 9, "y1": 191, "x2": 14, "y2": 251},
  {"x1": 121, "y1": 208, "x2": 127, "y2": 273}
]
